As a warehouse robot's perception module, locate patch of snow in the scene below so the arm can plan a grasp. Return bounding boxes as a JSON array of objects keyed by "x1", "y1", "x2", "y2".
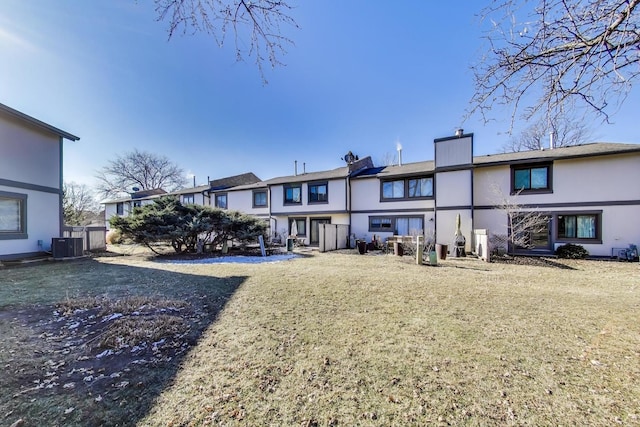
[
  {"x1": 102, "y1": 313, "x2": 123, "y2": 322},
  {"x1": 96, "y1": 349, "x2": 114, "y2": 359},
  {"x1": 159, "y1": 254, "x2": 300, "y2": 265}
]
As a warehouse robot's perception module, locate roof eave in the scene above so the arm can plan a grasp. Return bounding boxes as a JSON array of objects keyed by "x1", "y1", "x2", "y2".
[{"x1": 0, "y1": 102, "x2": 80, "y2": 141}]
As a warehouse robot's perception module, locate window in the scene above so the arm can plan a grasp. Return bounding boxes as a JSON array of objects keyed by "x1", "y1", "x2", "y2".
[
  {"x1": 0, "y1": 192, "x2": 27, "y2": 239},
  {"x1": 369, "y1": 217, "x2": 393, "y2": 231},
  {"x1": 382, "y1": 176, "x2": 433, "y2": 201},
  {"x1": 215, "y1": 193, "x2": 228, "y2": 209},
  {"x1": 368, "y1": 215, "x2": 424, "y2": 234},
  {"x1": 512, "y1": 163, "x2": 552, "y2": 193},
  {"x1": 253, "y1": 190, "x2": 267, "y2": 207},
  {"x1": 408, "y1": 178, "x2": 433, "y2": 198},
  {"x1": 290, "y1": 217, "x2": 306, "y2": 236},
  {"x1": 182, "y1": 193, "x2": 195, "y2": 204},
  {"x1": 284, "y1": 184, "x2": 302, "y2": 205},
  {"x1": 308, "y1": 182, "x2": 328, "y2": 203},
  {"x1": 382, "y1": 180, "x2": 405, "y2": 199},
  {"x1": 133, "y1": 200, "x2": 141, "y2": 208},
  {"x1": 116, "y1": 202, "x2": 124, "y2": 215},
  {"x1": 557, "y1": 213, "x2": 601, "y2": 241}
]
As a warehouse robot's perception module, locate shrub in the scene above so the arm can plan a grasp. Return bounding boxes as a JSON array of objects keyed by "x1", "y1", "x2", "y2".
[
  {"x1": 555, "y1": 243, "x2": 589, "y2": 259},
  {"x1": 105, "y1": 229, "x2": 122, "y2": 244}
]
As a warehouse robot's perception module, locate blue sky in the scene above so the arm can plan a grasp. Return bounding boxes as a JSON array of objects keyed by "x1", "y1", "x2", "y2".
[{"x1": 1, "y1": 1, "x2": 639, "y2": 194}]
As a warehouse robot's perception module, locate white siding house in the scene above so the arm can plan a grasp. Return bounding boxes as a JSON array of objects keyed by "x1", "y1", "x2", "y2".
[{"x1": 0, "y1": 103, "x2": 79, "y2": 260}]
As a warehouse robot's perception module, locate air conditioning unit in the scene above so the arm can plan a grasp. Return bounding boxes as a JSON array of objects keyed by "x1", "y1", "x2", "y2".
[{"x1": 52, "y1": 238, "x2": 84, "y2": 258}]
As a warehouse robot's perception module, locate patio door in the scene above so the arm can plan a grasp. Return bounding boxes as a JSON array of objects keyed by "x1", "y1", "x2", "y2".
[{"x1": 310, "y1": 218, "x2": 331, "y2": 245}]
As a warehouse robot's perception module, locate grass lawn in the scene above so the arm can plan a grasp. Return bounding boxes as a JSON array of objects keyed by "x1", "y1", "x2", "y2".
[{"x1": 1, "y1": 249, "x2": 639, "y2": 426}]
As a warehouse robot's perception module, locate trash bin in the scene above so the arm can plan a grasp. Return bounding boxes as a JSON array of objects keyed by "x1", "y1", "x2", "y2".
[
  {"x1": 436, "y1": 244, "x2": 448, "y2": 260},
  {"x1": 287, "y1": 238, "x2": 294, "y2": 252},
  {"x1": 357, "y1": 240, "x2": 367, "y2": 254}
]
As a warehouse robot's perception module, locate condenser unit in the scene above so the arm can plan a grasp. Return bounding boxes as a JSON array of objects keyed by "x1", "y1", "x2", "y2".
[{"x1": 52, "y1": 237, "x2": 84, "y2": 258}]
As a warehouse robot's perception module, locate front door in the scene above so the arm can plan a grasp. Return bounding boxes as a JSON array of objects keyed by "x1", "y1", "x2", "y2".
[{"x1": 310, "y1": 218, "x2": 331, "y2": 245}]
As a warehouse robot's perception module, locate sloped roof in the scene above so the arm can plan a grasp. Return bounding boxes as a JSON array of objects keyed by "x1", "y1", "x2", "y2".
[
  {"x1": 170, "y1": 185, "x2": 211, "y2": 195},
  {"x1": 209, "y1": 172, "x2": 261, "y2": 190},
  {"x1": 263, "y1": 166, "x2": 350, "y2": 185},
  {"x1": 0, "y1": 102, "x2": 80, "y2": 141},
  {"x1": 474, "y1": 142, "x2": 640, "y2": 166},
  {"x1": 131, "y1": 188, "x2": 167, "y2": 199}
]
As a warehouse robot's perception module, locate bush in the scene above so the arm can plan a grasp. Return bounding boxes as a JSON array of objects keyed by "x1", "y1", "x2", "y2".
[
  {"x1": 555, "y1": 243, "x2": 589, "y2": 259},
  {"x1": 105, "y1": 229, "x2": 122, "y2": 244}
]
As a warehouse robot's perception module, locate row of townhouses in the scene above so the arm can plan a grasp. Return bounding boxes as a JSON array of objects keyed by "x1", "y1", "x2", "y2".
[{"x1": 104, "y1": 132, "x2": 640, "y2": 258}]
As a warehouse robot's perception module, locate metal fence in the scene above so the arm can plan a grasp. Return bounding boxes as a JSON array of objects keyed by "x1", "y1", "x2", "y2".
[{"x1": 62, "y1": 226, "x2": 107, "y2": 252}]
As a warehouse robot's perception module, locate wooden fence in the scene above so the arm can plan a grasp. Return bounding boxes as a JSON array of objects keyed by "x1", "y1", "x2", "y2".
[
  {"x1": 318, "y1": 224, "x2": 350, "y2": 252},
  {"x1": 62, "y1": 226, "x2": 107, "y2": 252}
]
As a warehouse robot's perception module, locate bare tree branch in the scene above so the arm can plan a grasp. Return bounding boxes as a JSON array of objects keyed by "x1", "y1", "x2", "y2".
[
  {"x1": 95, "y1": 150, "x2": 187, "y2": 200},
  {"x1": 154, "y1": 0, "x2": 299, "y2": 83},
  {"x1": 502, "y1": 111, "x2": 593, "y2": 151},
  {"x1": 469, "y1": 0, "x2": 640, "y2": 129},
  {"x1": 63, "y1": 182, "x2": 101, "y2": 226}
]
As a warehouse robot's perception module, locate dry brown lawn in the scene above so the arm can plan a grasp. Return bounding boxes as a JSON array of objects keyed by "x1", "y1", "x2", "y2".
[{"x1": 1, "y1": 249, "x2": 639, "y2": 426}]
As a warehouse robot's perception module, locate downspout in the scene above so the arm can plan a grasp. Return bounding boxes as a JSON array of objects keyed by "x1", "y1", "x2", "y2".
[
  {"x1": 58, "y1": 136, "x2": 64, "y2": 237},
  {"x1": 346, "y1": 175, "x2": 352, "y2": 245}
]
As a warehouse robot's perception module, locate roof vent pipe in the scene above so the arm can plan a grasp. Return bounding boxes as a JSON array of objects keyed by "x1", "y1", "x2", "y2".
[
  {"x1": 549, "y1": 130, "x2": 555, "y2": 150},
  {"x1": 294, "y1": 160, "x2": 298, "y2": 176},
  {"x1": 455, "y1": 128, "x2": 464, "y2": 137},
  {"x1": 396, "y1": 141, "x2": 403, "y2": 166},
  {"x1": 303, "y1": 162, "x2": 306, "y2": 174}
]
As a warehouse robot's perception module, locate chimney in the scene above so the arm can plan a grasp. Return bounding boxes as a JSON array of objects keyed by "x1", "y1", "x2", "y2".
[
  {"x1": 455, "y1": 128, "x2": 464, "y2": 137},
  {"x1": 549, "y1": 130, "x2": 554, "y2": 149},
  {"x1": 294, "y1": 160, "x2": 298, "y2": 176},
  {"x1": 396, "y1": 141, "x2": 403, "y2": 166}
]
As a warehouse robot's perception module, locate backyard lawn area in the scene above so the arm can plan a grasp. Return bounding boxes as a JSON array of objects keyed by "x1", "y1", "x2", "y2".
[{"x1": 1, "y1": 249, "x2": 639, "y2": 426}]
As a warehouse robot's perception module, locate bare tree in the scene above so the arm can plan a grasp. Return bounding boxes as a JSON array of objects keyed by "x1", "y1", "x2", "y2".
[
  {"x1": 490, "y1": 183, "x2": 549, "y2": 252},
  {"x1": 63, "y1": 182, "x2": 100, "y2": 226},
  {"x1": 502, "y1": 112, "x2": 593, "y2": 152},
  {"x1": 377, "y1": 152, "x2": 398, "y2": 167},
  {"x1": 96, "y1": 150, "x2": 187, "y2": 200},
  {"x1": 155, "y1": 0, "x2": 299, "y2": 82},
  {"x1": 470, "y1": 0, "x2": 640, "y2": 129}
]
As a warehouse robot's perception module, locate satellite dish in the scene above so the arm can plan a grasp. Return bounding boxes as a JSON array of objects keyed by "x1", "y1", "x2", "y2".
[
  {"x1": 132, "y1": 187, "x2": 140, "y2": 192},
  {"x1": 343, "y1": 151, "x2": 355, "y2": 164}
]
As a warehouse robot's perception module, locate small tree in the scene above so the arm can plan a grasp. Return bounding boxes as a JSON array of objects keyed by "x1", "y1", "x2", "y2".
[
  {"x1": 491, "y1": 183, "x2": 549, "y2": 252},
  {"x1": 63, "y1": 182, "x2": 100, "y2": 226}
]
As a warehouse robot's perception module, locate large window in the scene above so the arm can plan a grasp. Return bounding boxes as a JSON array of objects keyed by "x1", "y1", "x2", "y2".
[
  {"x1": 512, "y1": 163, "x2": 552, "y2": 193},
  {"x1": 284, "y1": 184, "x2": 302, "y2": 205},
  {"x1": 0, "y1": 191, "x2": 27, "y2": 239},
  {"x1": 253, "y1": 190, "x2": 267, "y2": 208},
  {"x1": 182, "y1": 193, "x2": 195, "y2": 204},
  {"x1": 308, "y1": 182, "x2": 328, "y2": 203},
  {"x1": 215, "y1": 193, "x2": 228, "y2": 209},
  {"x1": 382, "y1": 176, "x2": 433, "y2": 201},
  {"x1": 369, "y1": 215, "x2": 424, "y2": 235},
  {"x1": 557, "y1": 213, "x2": 600, "y2": 241},
  {"x1": 116, "y1": 202, "x2": 124, "y2": 215}
]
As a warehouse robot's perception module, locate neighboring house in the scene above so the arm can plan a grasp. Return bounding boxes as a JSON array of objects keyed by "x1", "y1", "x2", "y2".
[
  {"x1": 0, "y1": 103, "x2": 80, "y2": 260},
  {"x1": 102, "y1": 129, "x2": 640, "y2": 258},
  {"x1": 256, "y1": 156, "x2": 374, "y2": 246},
  {"x1": 103, "y1": 188, "x2": 167, "y2": 229},
  {"x1": 207, "y1": 172, "x2": 261, "y2": 210},
  {"x1": 102, "y1": 173, "x2": 261, "y2": 228}
]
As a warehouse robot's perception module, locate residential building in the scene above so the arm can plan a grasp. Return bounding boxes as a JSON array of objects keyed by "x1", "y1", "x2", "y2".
[{"x1": 0, "y1": 103, "x2": 80, "y2": 260}]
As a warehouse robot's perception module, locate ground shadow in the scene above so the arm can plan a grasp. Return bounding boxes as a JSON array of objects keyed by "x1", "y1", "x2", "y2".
[{"x1": 0, "y1": 257, "x2": 247, "y2": 427}]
